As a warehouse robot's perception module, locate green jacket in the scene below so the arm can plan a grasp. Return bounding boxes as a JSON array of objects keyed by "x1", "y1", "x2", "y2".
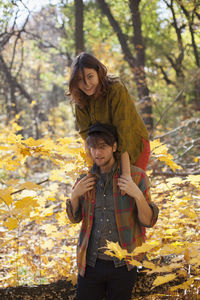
[{"x1": 75, "y1": 80, "x2": 149, "y2": 164}]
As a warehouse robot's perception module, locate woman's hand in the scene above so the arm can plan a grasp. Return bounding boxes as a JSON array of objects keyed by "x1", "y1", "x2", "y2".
[{"x1": 118, "y1": 174, "x2": 137, "y2": 198}]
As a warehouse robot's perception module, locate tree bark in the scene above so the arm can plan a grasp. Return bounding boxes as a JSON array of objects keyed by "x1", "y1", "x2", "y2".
[
  {"x1": 75, "y1": 0, "x2": 84, "y2": 55},
  {"x1": 96, "y1": 0, "x2": 153, "y2": 131}
]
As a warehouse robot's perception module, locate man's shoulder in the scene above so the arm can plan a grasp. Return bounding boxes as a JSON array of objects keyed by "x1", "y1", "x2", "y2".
[
  {"x1": 130, "y1": 165, "x2": 145, "y2": 176},
  {"x1": 130, "y1": 165, "x2": 150, "y2": 188}
]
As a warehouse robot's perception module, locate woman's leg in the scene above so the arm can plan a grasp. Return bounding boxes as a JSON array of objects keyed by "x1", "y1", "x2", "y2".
[{"x1": 134, "y1": 138, "x2": 150, "y2": 171}]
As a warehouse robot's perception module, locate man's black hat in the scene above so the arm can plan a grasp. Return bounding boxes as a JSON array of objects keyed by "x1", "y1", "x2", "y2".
[{"x1": 88, "y1": 123, "x2": 118, "y2": 142}]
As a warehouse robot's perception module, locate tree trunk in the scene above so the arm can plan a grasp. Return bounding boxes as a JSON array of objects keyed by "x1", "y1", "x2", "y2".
[
  {"x1": 75, "y1": 0, "x2": 84, "y2": 55},
  {"x1": 96, "y1": 0, "x2": 153, "y2": 131}
]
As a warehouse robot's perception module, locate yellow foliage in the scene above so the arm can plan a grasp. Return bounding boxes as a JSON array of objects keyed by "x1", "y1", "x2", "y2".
[
  {"x1": 170, "y1": 277, "x2": 195, "y2": 291},
  {"x1": 152, "y1": 273, "x2": 177, "y2": 288},
  {"x1": 19, "y1": 182, "x2": 42, "y2": 191},
  {"x1": 105, "y1": 241, "x2": 129, "y2": 261},
  {"x1": 0, "y1": 122, "x2": 199, "y2": 291},
  {"x1": 142, "y1": 261, "x2": 157, "y2": 270},
  {"x1": 41, "y1": 239, "x2": 55, "y2": 250},
  {"x1": 131, "y1": 243, "x2": 158, "y2": 256},
  {"x1": 186, "y1": 175, "x2": 200, "y2": 188},
  {"x1": 67, "y1": 273, "x2": 77, "y2": 285},
  {"x1": 150, "y1": 139, "x2": 182, "y2": 171},
  {"x1": 0, "y1": 189, "x2": 13, "y2": 206},
  {"x1": 4, "y1": 218, "x2": 18, "y2": 231},
  {"x1": 42, "y1": 224, "x2": 58, "y2": 235}
]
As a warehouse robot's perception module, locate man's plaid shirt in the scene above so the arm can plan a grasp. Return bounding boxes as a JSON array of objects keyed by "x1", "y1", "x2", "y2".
[{"x1": 66, "y1": 163, "x2": 159, "y2": 277}]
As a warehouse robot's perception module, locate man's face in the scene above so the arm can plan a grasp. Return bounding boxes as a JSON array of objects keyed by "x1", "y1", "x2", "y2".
[{"x1": 89, "y1": 138, "x2": 117, "y2": 172}]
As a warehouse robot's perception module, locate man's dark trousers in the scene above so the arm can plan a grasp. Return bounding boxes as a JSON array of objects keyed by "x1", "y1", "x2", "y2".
[{"x1": 76, "y1": 259, "x2": 137, "y2": 300}]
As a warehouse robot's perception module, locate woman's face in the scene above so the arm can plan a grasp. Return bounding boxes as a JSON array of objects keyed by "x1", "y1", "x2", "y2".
[{"x1": 77, "y1": 68, "x2": 99, "y2": 96}]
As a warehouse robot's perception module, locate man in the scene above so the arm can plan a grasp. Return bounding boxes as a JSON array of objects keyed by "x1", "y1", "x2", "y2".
[{"x1": 66, "y1": 123, "x2": 159, "y2": 300}]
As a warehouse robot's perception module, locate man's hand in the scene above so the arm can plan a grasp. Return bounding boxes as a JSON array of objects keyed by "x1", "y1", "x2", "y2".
[
  {"x1": 70, "y1": 174, "x2": 96, "y2": 217},
  {"x1": 72, "y1": 174, "x2": 96, "y2": 199}
]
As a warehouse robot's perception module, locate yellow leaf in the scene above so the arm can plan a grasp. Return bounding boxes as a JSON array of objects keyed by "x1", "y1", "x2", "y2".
[
  {"x1": 181, "y1": 208, "x2": 197, "y2": 219},
  {"x1": 165, "y1": 229, "x2": 177, "y2": 235},
  {"x1": 4, "y1": 218, "x2": 18, "y2": 230},
  {"x1": 42, "y1": 224, "x2": 58, "y2": 235},
  {"x1": 41, "y1": 239, "x2": 54, "y2": 250},
  {"x1": 143, "y1": 261, "x2": 156, "y2": 270},
  {"x1": 0, "y1": 190, "x2": 13, "y2": 206},
  {"x1": 186, "y1": 175, "x2": 200, "y2": 188},
  {"x1": 67, "y1": 273, "x2": 77, "y2": 285},
  {"x1": 150, "y1": 139, "x2": 163, "y2": 151},
  {"x1": 128, "y1": 259, "x2": 142, "y2": 267},
  {"x1": 41, "y1": 205, "x2": 54, "y2": 217},
  {"x1": 148, "y1": 265, "x2": 173, "y2": 274},
  {"x1": 31, "y1": 100, "x2": 36, "y2": 106},
  {"x1": 106, "y1": 241, "x2": 129, "y2": 260},
  {"x1": 23, "y1": 137, "x2": 43, "y2": 147},
  {"x1": 171, "y1": 277, "x2": 195, "y2": 291},
  {"x1": 152, "y1": 273, "x2": 177, "y2": 288},
  {"x1": 177, "y1": 269, "x2": 188, "y2": 278},
  {"x1": 61, "y1": 246, "x2": 73, "y2": 252},
  {"x1": 6, "y1": 179, "x2": 20, "y2": 186},
  {"x1": 19, "y1": 182, "x2": 42, "y2": 190},
  {"x1": 15, "y1": 197, "x2": 38, "y2": 209},
  {"x1": 189, "y1": 257, "x2": 200, "y2": 266},
  {"x1": 34, "y1": 246, "x2": 43, "y2": 255},
  {"x1": 50, "y1": 169, "x2": 66, "y2": 182},
  {"x1": 132, "y1": 243, "x2": 156, "y2": 256}
]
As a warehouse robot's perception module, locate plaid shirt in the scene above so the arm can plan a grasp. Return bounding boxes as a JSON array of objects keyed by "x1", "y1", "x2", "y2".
[{"x1": 66, "y1": 163, "x2": 159, "y2": 277}]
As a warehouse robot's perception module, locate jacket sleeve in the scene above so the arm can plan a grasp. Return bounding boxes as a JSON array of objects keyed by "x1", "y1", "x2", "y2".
[
  {"x1": 137, "y1": 169, "x2": 159, "y2": 228},
  {"x1": 66, "y1": 177, "x2": 84, "y2": 223},
  {"x1": 75, "y1": 104, "x2": 91, "y2": 140},
  {"x1": 109, "y1": 81, "x2": 149, "y2": 162},
  {"x1": 66, "y1": 198, "x2": 82, "y2": 223}
]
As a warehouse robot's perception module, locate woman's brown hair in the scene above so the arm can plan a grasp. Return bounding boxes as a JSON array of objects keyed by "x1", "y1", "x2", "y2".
[{"x1": 67, "y1": 52, "x2": 116, "y2": 107}]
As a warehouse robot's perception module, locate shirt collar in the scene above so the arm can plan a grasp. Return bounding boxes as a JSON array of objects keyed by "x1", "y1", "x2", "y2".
[{"x1": 91, "y1": 160, "x2": 119, "y2": 178}]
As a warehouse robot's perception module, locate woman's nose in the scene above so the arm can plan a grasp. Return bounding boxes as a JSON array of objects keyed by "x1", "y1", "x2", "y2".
[{"x1": 84, "y1": 78, "x2": 89, "y2": 86}]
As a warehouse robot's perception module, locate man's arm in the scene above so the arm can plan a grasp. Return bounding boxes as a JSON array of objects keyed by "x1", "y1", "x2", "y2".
[
  {"x1": 117, "y1": 175, "x2": 155, "y2": 226},
  {"x1": 66, "y1": 174, "x2": 96, "y2": 223}
]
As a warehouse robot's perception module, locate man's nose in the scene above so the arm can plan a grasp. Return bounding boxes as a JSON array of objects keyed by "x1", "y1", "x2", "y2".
[{"x1": 94, "y1": 148, "x2": 101, "y2": 156}]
